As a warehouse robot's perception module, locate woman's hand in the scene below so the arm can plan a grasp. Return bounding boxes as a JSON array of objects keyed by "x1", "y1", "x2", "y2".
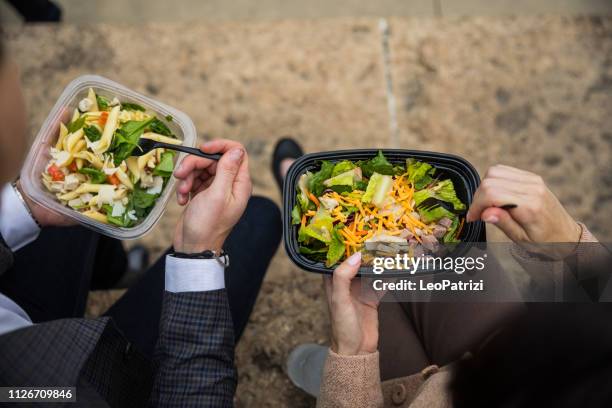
[
  {"x1": 172, "y1": 139, "x2": 251, "y2": 253},
  {"x1": 466, "y1": 165, "x2": 582, "y2": 256},
  {"x1": 324, "y1": 252, "x2": 381, "y2": 356},
  {"x1": 16, "y1": 180, "x2": 75, "y2": 227}
]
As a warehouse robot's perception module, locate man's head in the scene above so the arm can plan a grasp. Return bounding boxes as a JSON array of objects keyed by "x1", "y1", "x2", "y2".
[{"x1": 0, "y1": 37, "x2": 28, "y2": 184}]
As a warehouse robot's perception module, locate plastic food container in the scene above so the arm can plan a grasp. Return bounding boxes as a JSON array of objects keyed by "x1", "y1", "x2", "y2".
[
  {"x1": 20, "y1": 75, "x2": 197, "y2": 240},
  {"x1": 282, "y1": 149, "x2": 486, "y2": 275}
]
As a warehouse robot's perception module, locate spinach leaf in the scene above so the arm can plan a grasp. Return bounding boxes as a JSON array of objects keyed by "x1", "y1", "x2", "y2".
[
  {"x1": 121, "y1": 102, "x2": 146, "y2": 111},
  {"x1": 67, "y1": 115, "x2": 87, "y2": 133},
  {"x1": 153, "y1": 151, "x2": 175, "y2": 177},
  {"x1": 96, "y1": 95, "x2": 110, "y2": 110},
  {"x1": 110, "y1": 118, "x2": 154, "y2": 165},
  {"x1": 132, "y1": 186, "x2": 158, "y2": 211},
  {"x1": 78, "y1": 167, "x2": 107, "y2": 184},
  {"x1": 103, "y1": 203, "x2": 135, "y2": 228},
  {"x1": 83, "y1": 126, "x2": 102, "y2": 142},
  {"x1": 148, "y1": 118, "x2": 174, "y2": 137}
]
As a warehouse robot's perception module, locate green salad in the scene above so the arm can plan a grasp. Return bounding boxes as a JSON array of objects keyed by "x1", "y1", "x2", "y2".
[{"x1": 292, "y1": 151, "x2": 466, "y2": 267}]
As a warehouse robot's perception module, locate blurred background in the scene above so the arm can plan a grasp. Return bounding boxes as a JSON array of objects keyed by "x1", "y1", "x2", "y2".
[
  {"x1": 2, "y1": 1, "x2": 611, "y2": 406},
  {"x1": 2, "y1": 0, "x2": 612, "y2": 21}
]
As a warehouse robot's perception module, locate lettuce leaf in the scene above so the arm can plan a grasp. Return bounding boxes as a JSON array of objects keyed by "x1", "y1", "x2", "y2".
[
  {"x1": 433, "y1": 179, "x2": 466, "y2": 211},
  {"x1": 308, "y1": 160, "x2": 334, "y2": 197},
  {"x1": 326, "y1": 226, "x2": 346, "y2": 267},
  {"x1": 324, "y1": 168, "x2": 362, "y2": 188},
  {"x1": 297, "y1": 172, "x2": 312, "y2": 212},
  {"x1": 407, "y1": 159, "x2": 435, "y2": 189},
  {"x1": 362, "y1": 172, "x2": 393, "y2": 207},
  {"x1": 418, "y1": 204, "x2": 454, "y2": 224},
  {"x1": 354, "y1": 180, "x2": 368, "y2": 191},
  {"x1": 298, "y1": 208, "x2": 334, "y2": 244},
  {"x1": 331, "y1": 160, "x2": 356, "y2": 177},
  {"x1": 291, "y1": 204, "x2": 301, "y2": 225},
  {"x1": 299, "y1": 246, "x2": 327, "y2": 255},
  {"x1": 358, "y1": 150, "x2": 394, "y2": 178},
  {"x1": 413, "y1": 180, "x2": 465, "y2": 210}
]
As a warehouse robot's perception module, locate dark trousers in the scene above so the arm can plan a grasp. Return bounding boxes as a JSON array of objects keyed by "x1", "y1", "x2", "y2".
[
  {"x1": 378, "y1": 300, "x2": 523, "y2": 381},
  {"x1": 0, "y1": 196, "x2": 282, "y2": 358}
]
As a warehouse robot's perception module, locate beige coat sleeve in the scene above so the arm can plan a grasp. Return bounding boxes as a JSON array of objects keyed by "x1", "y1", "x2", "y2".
[{"x1": 317, "y1": 349, "x2": 384, "y2": 408}]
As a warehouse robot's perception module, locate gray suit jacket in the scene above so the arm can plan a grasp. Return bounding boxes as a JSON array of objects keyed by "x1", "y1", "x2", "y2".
[{"x1": 0, "y1": 238, "x2": 237, "y2": 407}]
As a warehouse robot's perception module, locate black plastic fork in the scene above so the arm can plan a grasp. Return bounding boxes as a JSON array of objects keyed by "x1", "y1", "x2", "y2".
[
  {"x1": 416, "y1": 197, "x2": 517, "y2": 215},
  {"x1": 416, "y1": 197, "x2": 466, "y2": 215},
  {"x1": 132, "y1": 138, "x2": 221, "y2": 161}
]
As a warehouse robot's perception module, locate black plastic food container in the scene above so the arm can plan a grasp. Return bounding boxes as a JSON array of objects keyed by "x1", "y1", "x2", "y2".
[{"x1": 282, "y1": 149, "x2": 486, "y2": 275}]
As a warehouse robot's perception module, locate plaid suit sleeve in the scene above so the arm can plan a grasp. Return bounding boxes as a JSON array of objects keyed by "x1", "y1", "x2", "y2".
[{"x1": 150, "y1": 290, "x2": 237, "y2": 408}]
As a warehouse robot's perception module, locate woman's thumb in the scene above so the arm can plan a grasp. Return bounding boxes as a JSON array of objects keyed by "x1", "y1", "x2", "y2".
[{"x1": 332, "y1": 251, "x2": 361, "y2": 300}]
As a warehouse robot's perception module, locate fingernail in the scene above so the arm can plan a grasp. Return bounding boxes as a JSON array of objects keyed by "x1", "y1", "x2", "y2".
[
  {"x1": 484, "y1": 215, "x2": 499, "y2": 224},
  {"x1": 175, "y1": 162, "x2": 183, "y2": 173},
  {"x1": 229, "y1": 148, "x2": 244, "y2": 162},
  {"x1": 347, "y1": 251, "x2": 362, "y2": 266}
]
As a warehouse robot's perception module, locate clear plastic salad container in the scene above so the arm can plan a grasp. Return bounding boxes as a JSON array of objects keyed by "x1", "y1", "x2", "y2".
[{"x1": 20, "y1": 75, "x2": 197, "y2": 239}]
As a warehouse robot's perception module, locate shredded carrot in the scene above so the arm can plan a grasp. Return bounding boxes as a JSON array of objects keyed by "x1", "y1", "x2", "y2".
[
  {"x1": 301, "y1": 214, "x2": 306, "y2": 228},
  {"x1": 308, "y1": 193, "x2": 320, "y2": 207}
]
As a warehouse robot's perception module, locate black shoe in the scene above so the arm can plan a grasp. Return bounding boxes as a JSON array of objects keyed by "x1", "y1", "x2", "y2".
[
  {"x1": 7, "y1": 0, "x2": 63, "y2": 22},
  {"x1": 272, "y1": 137, "x2": 303, "y2": 192}
]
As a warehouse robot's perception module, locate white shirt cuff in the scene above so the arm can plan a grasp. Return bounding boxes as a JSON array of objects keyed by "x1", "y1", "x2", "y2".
[
  {"x1": 0, "y1": 184, "x2": 40, "y2": 251},
  {"x1": 165, "y1": 255, "x2": 226, "y2": 293}
]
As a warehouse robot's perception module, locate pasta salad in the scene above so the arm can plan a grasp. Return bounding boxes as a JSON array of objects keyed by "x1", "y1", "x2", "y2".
[{"x1": 41, "y1": 88, "x2": 182, "y2": 227}]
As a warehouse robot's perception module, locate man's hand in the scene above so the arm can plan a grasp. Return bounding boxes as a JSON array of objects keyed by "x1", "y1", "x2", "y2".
[
  {"x1": 16, "y1": 180, "x2": 75, "y2": 227},
  {"x1": 466, "y1": 165, "x2": 582, "y2": 256},
  {"x1": 172, "y1": 139, "x2": 251, "y2": 253},
  {"x1": 324, "y1": 252, "x2": 381, "y2": 356}
]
